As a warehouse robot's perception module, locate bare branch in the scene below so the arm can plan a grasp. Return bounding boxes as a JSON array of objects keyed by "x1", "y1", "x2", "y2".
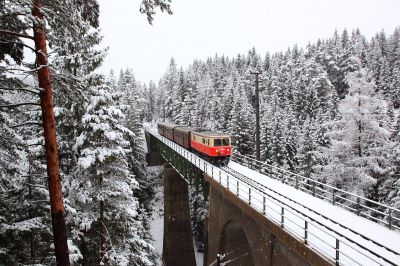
[
  {"x1": 2, "y1": 64, "x2": 48, "y2": 74},
  {"x1": 14, "y1": 13, "x2": 30, "y2": 16},
  {"x1": 21, "y1": 174, "x2": 47, "y2": 177},
  {"x1": 0, "y1": 102, "x2": 40, "y2": 108},
  {"x1": 28, "y1": 143, "x2": 45, "y2": 147},
  {"x1": 27, "y1": 183, "x2": 47, "y2": 189},
  {"x1": 0, "y1": 29, "x2": 34, "y2": 40},
  {"x1": 0, "y1": 39, "x2": 36, "y2": 53},
  {"x1": 10, "y1": 122, "x2": 42, "y2": 128},
  {"x1": 0, "y1": 86, "x2": 40, "y2": 95}
]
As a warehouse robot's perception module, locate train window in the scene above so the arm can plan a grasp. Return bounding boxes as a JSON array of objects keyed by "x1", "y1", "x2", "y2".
[
  {"x1": 223, "y1": 138, "x2": 229, "y2": 146},
  {"x1": 202, "y1": 138, "x2": 205, "y2": 144},
  {"x1": 214, "y1": 139, "x2": 222, "y2": 147}
]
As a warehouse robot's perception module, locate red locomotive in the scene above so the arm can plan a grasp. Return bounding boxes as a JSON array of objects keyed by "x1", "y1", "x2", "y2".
[{"x1": 157, "y1": 122, "x2": 232, "y2": 166}]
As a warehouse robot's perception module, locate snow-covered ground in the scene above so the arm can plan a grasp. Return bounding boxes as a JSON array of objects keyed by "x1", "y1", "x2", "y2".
[
  {"x1": 194, "y1": 241, "x2": 204, "y2": 266},
  {"x1": 148, "y1": 177, "x2": 164, "y2": 266}
]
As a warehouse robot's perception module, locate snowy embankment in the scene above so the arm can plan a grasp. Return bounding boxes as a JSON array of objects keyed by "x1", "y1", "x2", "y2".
[{"x1": 228, "y1": 161, "x2": 400, "y2": 265}]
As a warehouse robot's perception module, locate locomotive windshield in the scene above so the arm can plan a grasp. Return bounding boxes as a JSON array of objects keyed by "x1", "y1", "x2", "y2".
[
  {"x1": 214, "y1": 138, "x2": 230, "y2": 147},
  {"x1": 214, "y1": 139, "x2": 222, "y2": 146}
]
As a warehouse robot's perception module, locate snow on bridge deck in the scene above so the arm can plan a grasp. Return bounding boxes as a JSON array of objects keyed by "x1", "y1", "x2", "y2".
[{"x1": 229, "y1": 161, "x2": 400, "y2": 266}]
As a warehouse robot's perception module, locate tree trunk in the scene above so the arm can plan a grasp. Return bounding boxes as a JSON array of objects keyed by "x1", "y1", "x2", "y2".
[
  {"x1": 358, "y1": 93, "x2": 362, "y2": 157},
  {"x1": 99, "y1": 200, "x2": 105, "y2": 262},
  {"x1": 80, "y1": 233, "x2": 88, "y2": 265},
  {"x1": 28, "y1": 159, "x2": 36, "y2": 263},
  {"x1": 32, "y1": 1, "x2": 70, "y2": 265}
]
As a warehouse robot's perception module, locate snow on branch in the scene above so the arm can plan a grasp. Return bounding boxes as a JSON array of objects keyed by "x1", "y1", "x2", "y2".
[
  {"x1": 0, "y1": 102, "x2": 40, "y2": 108},
  {"x1": 10, "y1": 121, "x2": 42, "y2": 128},
  {"x1": 0, "y1": 86, "x2": 40, "y2": 95},
  {"x1": 0, "y1": 39, "x2": 36, "y2": 53},
  {"x1": 140, "y1": 0, "x2": 173, "y2": 25}
]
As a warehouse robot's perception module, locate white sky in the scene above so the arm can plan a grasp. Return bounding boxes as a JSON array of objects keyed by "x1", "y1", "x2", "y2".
[{"x1": 97, "y1": 0, "x2": 400, "y2": 83}]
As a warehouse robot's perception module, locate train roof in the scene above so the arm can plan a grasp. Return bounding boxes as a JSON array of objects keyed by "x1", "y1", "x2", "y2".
[
  {"x1": 174, "y1": 126, "x2": 193, "y2": 133},
  {"x1": 157, "y1": 123, "x2": 230, "y2": 138},
  {"x1": 192, "y1": 130, "x2": 230, "y2": 138},
  {"x1": 157, "y1": 122, "x2": 178, "y2": 128},
  {"x1": 158, "y1": 122, "x2": 191, "y2": 129}
]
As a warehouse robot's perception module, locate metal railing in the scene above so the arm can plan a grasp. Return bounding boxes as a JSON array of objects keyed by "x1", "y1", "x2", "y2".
[
  {"x1": 232, "y1": 153, "x2": 400, "y2": 231},
  {"x1": 221, "y1": 166, "x2": 400, "y2": 265},
  {"x1": 148, "y1": 131, "x2": 400, "y2": 266}
]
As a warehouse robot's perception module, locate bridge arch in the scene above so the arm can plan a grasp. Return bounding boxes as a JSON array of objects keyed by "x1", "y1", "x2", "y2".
[
  {"x1": 206, "y1": 180, "x2": 317, "y2": 266},
  {"x1": 218, "y1": 219, "x2": 254, "y2": 265}
]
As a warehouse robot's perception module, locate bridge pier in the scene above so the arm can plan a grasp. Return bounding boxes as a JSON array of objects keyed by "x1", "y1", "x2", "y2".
[{"x1": 163, "y1": 163, "x2": 196, "y2": 266}]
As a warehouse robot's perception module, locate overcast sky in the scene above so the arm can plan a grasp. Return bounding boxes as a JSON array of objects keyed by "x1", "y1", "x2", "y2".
[{"x1": 97, "y1": 0, "x2": 400, "y2": 84}]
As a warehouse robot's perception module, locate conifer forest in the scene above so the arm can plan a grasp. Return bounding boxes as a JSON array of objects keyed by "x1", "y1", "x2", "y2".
[{"x1": 1, "y1": 0, "x2": 400, "y2": 265}]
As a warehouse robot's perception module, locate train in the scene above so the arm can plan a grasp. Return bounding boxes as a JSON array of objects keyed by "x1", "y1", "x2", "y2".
[{"x1": 157, "y1": 122, "x2": 232, "y2": 166}]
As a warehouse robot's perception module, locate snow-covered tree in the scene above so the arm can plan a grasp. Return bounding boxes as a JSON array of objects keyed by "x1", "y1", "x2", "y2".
[
  {"x1": 228, "y1": 87, "x2": 255, "y2": 156},
  {"x1": 316, "y1": 69, "x2": 391, "y2": 199},
  {"x1": 70, "y1": 77, "x2": 154, "y2": 265}
]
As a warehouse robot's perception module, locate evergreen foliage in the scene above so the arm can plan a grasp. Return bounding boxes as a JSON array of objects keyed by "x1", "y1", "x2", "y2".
[
  {"x1": 150, "y1": 27, "x2": 400, "y2": 214},
  {"x1": 1, "y1": 1, "x2": 157, "y2": 264},
  {"x1": 1, "y1": 1, "x2": 400, "y2": 260}
]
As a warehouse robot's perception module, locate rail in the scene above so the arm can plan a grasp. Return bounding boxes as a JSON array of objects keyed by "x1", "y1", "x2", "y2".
[
  {"x1": 232, "y1": 153, "x2": 400, "y2": 231},
  {"x1": 148, "y1": 131, "x2": 400, "y2": 266}
]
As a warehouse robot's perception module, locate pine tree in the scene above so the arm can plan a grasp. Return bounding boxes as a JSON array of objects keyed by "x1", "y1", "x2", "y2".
[
  {"x1": 173, "y1": 69, "x2": 188, "y2": 124},
  {"x1": 298, "y1": 121, "x2": 317, "y2": 178},
  {"x1": 317, "y1": 69, "x2": 391, "y2": 199},
  {"x1": 389, "y1": 43, "x2": 400, "y2": 108},
  {"x1": 181, "y1": 66, "x2": 199, "y2": 126},
  {"x1": 228, "y1": 87, "x2": 255, "y2": 156},
  {"x1": 0, "y1": 91, "x2": 55, "y2": 263},
  {"x1": 143, "y1": 80, "x2": 157, "y2": 122},
  {"x1": 159, "y1": 58, "x2": 178, "y2": 121},
  {"x1": 195, "y1": 73, "x2": 213, "y2": 128},
  {"x1": 0, "y1": 0, "x2": 106, "y2": 262},
  {"x1": 71, "y1": 76, "x2": 154, "y2": 265}
]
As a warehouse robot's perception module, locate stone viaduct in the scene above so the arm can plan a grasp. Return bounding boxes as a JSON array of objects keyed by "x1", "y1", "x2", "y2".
[{"x1": 145, "y1": 131, "x2": 333, "y2": 266}]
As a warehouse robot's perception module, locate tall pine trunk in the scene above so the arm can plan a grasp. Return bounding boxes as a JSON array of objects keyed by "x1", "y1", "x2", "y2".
[
  {"x1": 32, "y1": 1, "x2": 70, "y2": 265},
  {"x1": 99, "y1": 200, "x2": 105, "y2": 262},
  {"x1": 99, "y1": 175, "x2": 105, "y2": 263}
]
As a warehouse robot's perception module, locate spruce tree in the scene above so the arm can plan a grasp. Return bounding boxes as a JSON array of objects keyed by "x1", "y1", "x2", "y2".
[
  {"x1": 72, "y1": 76, "x2": 154, "y2": 265},
  {"x1": 317, "y1": 69, "x2": 391, "y2": 198}
]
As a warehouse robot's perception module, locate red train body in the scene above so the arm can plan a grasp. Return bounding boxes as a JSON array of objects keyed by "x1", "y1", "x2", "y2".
[{"x1": 157, "y1": 122, "x2": 231, "y2": 165}]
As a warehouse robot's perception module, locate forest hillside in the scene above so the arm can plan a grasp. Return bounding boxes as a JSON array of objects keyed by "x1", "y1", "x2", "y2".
[{"x1": 143, "y1": 28, "x2": 400, "y2": 215}]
